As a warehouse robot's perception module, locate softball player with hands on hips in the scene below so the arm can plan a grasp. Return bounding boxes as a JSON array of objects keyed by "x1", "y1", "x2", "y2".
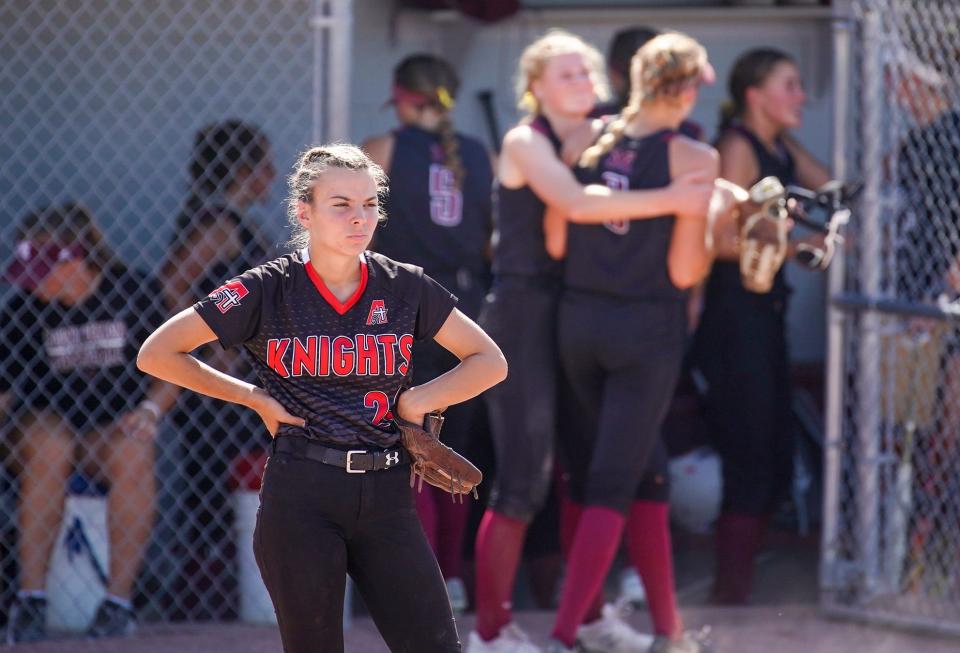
[
  {"x1": 544, "y1": 32, "x2": 718, "y2": 653},
  {"x1": 138, "y1": 143, "x2": 507, "y2": 653},
  {"x1": 469, "y1": 29, "x2": 715, "y2": 653}
]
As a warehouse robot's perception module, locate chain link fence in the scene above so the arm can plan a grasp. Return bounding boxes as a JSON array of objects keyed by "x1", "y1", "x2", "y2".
[
  {"x1": 822, "y1": 0, "x2": 960, "y2": 635},
  {"x1": 0, "y1": 0, "x2": 351, "y2": 636}
]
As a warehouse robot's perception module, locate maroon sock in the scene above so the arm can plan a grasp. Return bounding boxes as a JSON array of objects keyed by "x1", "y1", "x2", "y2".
[
  {"x1": 711, "y1": 512, "x2": 765, "y2": 604},
  {"x1": 626, "y1": 501, "x2": 681, "y2": 637},
  {"x1": 415, "y1": 487, "x2": 438, "y2": 553},
  {"x1": 434, "y1": 491, "x2": 470, "y2": 579},
  {"x1": 551, "y1": 506, "x2": 625, "y2": 647},
  {"x1": 559, "y1": 494, "x2": 582, "y2": 560},
  {"x1": 559, "y1": 491, "x2": 604, "y2": 623},
  {"x1": 474, "y1": 510, "x2": 528, "y2": 641}
]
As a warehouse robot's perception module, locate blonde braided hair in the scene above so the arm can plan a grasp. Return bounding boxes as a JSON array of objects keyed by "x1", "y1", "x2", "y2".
[{"x1": 579, "y1": 32, "x2": 708, "y2": 168}]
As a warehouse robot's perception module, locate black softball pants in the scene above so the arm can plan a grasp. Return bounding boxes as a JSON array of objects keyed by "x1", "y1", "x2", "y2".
[
  {"x1": 253, "y1": 448, "x2": 461, "y2": 653},
  {"x1": 558, "y1": 291, "x2": 687, "y2": 513},
  {"x1": 479, "y1": 276, "x2": 560, "y2": 522},
  {"x1": 692, "y1": 286, "x2": 793, "y2": 516}
]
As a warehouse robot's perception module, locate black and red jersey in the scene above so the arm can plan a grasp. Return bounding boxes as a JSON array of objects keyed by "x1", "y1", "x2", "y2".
[
  {"x1": 566, "y1": 128, "x2": 683, "y2": 302},
  {"x1": 194, "y1": 249, "x2": 457, "y2": 448}
]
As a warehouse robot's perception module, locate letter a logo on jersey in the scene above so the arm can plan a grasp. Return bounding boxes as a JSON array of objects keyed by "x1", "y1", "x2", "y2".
[
  {"x1": 366, "y1": 299, "x2": 388, "y2": 325},
  {"x1": 210, "y1": 280, "x2": 250, "y2": 314}
]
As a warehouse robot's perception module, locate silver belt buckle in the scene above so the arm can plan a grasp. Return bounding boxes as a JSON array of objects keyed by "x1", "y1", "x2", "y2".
[{"x1": 346, "y1": 450, "x2": 368, "y2": 474}]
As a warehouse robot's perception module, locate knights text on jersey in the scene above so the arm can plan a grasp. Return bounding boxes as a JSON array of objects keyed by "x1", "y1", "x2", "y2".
[{"x1": 193, "y1": 250, "x2": 458, "y2": 448}]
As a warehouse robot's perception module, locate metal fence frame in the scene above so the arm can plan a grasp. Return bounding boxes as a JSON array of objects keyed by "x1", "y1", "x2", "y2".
[{"x1": 822, "y1": 0, "x2": 960, "y2": 636}]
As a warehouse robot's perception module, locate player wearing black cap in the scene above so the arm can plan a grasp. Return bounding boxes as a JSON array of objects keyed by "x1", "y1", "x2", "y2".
[{"x1": 138, "y1": 143, "x2": 507, "y2": 653}]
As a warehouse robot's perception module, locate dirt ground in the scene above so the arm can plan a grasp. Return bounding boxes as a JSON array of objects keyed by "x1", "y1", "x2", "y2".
[
  {"x1": 10, "y1": 530, "x2": 960, "y2": 652},
  {"x1": 9, "y1": 605, "x2": 960, "y2": 653}
]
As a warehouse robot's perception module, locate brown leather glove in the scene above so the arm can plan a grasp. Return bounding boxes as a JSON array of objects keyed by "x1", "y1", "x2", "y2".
[
  {"x1": 396, "y1": 412, "x2": 482, "y2": 501},
  {"x1": 738, "y1": 176, "x2": 789, "y2": 293}
]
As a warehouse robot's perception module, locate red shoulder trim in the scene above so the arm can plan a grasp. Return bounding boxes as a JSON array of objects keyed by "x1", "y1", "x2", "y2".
[{"x1": 304, "y1": 257, "x2": 368, "y2": 315}]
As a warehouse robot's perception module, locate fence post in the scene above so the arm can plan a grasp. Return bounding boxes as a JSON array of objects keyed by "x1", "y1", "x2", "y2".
[
  {"x1": 821, "y1": 0, "x2": 853, "y2": 601},
  {"x1": 853, "y1": 5, "x2": 884, "y2": 599}
]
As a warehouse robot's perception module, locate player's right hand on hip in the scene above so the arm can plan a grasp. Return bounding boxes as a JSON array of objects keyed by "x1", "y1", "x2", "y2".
[{"x1": 247, "y1": 387, "x2": 306, "y2": 437}]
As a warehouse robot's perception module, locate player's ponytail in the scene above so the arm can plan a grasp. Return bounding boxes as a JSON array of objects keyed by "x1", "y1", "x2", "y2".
[
  {"x1": 580, "y1": 32, "x2": 707, "y2": 169},
  {"x1": 286, "y1": 144, "x2": 389, "y2": 250},
  {"x1": 392, "y1": 54, "x2": 465, "y2": 189},
  {"x1": 436, "y1": 113, "x2": 465, "y2": 189},
  {"x1": 720, "y1": 48, "x2": 794, "y2": 132},
  {"x1": 578, "y1": 105, "x2": 639, "y2": 168}
]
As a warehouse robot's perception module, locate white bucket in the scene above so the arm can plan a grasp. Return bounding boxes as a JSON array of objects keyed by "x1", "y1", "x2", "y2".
[
  {"x1": 45, "y1": 493, "x2": 109, "y2": 632},
  {"x1": 232, "y1": 490, "x2": 352, "y2": 628},
  {"x1": 668, "y1": 446, "x2": 723, "y2": 534}
]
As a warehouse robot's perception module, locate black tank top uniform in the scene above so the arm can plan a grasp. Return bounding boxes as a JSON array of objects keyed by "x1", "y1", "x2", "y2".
[
  {"x1": 194, "y1": 249, "x2": 457, "y2": 450},
  {"x1": 691, "y1": 123, "x2": 797, "y2": 519},
  {"x1": 707, "y1": 123, "x2": 796, "y2": 299},
  {"x1": 565, "y1": 128, "x2": 684, "y2": 305},
  {"x1": 491, "y1": 115, "x2": 563, "y2": 281},
  {"x1": 479, "y1": 114, "x2": 566, "y2": 522},
  {"x1": 557, "y1": 128, "x2": 687, "y2": 512},
  {"x1": 377, "y1": 125, "x2": 493, "y2": 317}
]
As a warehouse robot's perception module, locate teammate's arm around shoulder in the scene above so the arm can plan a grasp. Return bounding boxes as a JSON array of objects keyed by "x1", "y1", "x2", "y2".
[
  {"x1": 667, "y1": 136, "x2": 720, "y2": 289},
  {"x1": 137, "y1": 308, "x2": 304, "y2": 436},
  {"x1": 541, "y1": 120, "x2": 605, "y2": 260},
  {"x1": 395, "y1": 308, "x2": 507, "y2": 426},
  {"x1": 501, "y1": 123, "x2": 712, "y2": 222}
]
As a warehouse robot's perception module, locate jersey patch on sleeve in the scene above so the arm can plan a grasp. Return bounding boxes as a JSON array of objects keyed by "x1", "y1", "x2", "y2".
[{"x1": 209, "y1": 280, "x2": 250, "y2": 314}]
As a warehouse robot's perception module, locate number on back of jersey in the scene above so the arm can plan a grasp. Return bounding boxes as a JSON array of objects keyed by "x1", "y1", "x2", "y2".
[{"x1": 429, "y1": 164, "x2": 463, "y2": 227}]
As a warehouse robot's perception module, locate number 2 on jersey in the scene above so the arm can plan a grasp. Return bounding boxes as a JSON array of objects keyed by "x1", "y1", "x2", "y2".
[{"x1": 364, "y1": 391, "x2": 393, "y2": 426}]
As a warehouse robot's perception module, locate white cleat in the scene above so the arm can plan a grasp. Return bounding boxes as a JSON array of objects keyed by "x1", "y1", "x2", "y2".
[
  {"x1": 618, "y1": 567, "x2": 647, "y2": 607},
  {"x1": 466, "y1": 622, "x2": 543, "y2": 653},
  {"x1": 577, "y1": 603, "x2": 654, "y2": 653},
  {"x1": 650, "y1": 627, "x2": 712, "y2": 653}
]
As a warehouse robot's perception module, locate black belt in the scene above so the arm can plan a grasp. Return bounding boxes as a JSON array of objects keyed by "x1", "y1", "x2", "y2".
[{"x1": 273, "y1": 436, "x2": 409, "y2": 474}]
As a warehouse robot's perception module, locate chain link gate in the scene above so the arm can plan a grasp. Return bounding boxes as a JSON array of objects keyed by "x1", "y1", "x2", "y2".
[
  {"x1": 822, "y1": 0, "x2": 960, "y2": 635},
  {"x1": 0, "y1": 0, "x2": 351, "y2": 634}
]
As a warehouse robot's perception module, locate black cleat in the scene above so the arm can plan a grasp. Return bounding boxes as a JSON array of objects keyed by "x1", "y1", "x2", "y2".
[
  {"x1": 6, "y1": 595, "x2": 48, "y2": 644},
  {"x1": 86, "y1": 599, "x2": 137, "y2": 639}
]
